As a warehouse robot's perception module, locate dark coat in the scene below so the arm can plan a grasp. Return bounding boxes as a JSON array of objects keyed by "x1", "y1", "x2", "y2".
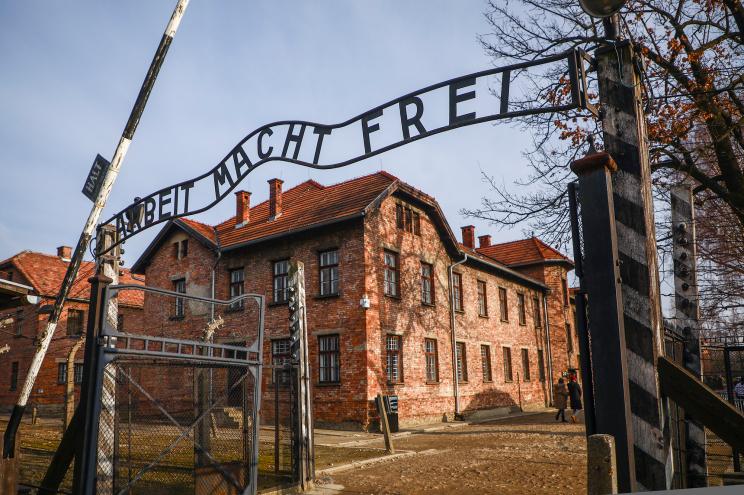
[
  {"x1": 568, "y1": 381, "x2": 582, "y2": 410},
  {"x1": 553, "y1": 382, "x2": 569, "y2": 409}
]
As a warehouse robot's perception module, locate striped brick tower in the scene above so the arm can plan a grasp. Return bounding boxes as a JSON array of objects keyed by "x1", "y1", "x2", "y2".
[
  {"x1": 597, "y1": 41, "x2": 672, "y2": 490},
  {"x1": 671, "y1": 184, "x2": 707, "y2": 486}
]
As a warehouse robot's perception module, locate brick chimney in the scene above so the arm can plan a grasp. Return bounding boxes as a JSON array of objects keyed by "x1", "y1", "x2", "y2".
[
  {"x1": 57, "y1": 245, "x2": 72, "y2": 260},
  {"x1": 268, "y1": 178, "x2": 283, "y2": 219},
  {"x1": 461, "y1": 226, "x2": 475, "y2": 249},
  {"x1": 235, "y1": 190, "x2": 251, "y2": 227},
  {"x1": 478, "y1": 235, "x2": 491, "y2": 248}
]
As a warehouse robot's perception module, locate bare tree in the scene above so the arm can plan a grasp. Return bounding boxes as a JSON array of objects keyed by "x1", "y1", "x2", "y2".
[{"x1": 465, "y1": 0, "x2": 744, "y2": 332}]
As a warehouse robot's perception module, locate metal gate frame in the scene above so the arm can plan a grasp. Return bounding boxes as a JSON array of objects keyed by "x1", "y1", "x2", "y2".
[{"x1": 79, "y1": 283, "x2": 265, "y2": 495}]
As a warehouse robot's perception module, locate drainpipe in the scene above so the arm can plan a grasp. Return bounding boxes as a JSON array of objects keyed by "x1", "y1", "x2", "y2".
[
  {"x1": 448, "y1": 252, "x2": 468, "y2": 418},
  {"x1": 542, "y1": 291, "x2": 554, "y2": 405},
  {"x1": 210, "y1": 227, "x2": 222, "y2": 324}
]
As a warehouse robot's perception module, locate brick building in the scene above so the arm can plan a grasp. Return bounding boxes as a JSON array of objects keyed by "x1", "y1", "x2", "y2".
[
  {"x1": 132, "y1": 171, "x2": 577, "y2": 429},
  {"x1": 0, "y1": 248, "x2": 144, "y2": 414}
]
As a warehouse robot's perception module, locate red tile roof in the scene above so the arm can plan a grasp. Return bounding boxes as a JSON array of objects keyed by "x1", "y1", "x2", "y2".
[
  {"x1": 181, "y1": 171, "x2": 398, "y2": 249},
  {"x1": 0, "y1": 251, "x2": 144, "y2": 307},
  {"x1": 476, "y1": 237, "x2": 573, "y2": 267}
]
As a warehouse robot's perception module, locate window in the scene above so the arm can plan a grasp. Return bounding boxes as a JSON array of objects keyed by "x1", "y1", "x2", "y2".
[
  {"x1": 319, "y1": 250, "x2": 340, "y2": 296},
  {"x1": 420, "y1": 262, "x2": 434, "y2": 305},
  {"x1": 66, "y1": 309, "x2": 85, "y2": 336},
  {"x1": 503, "y1": 347, "x2": 513, "y2": 382},
  {"x1": 229, "y1": 268, "x2": 245, "y2": 310},
  {"x1": 174, "y1": 239, "x2": 188, "y2": 259},
  {"x1": 424, "y1": 339, "x2": 438, "y2": 382},
  {"x1": 386, "y1": 335, "x2": 402, "y2": 383},
  {"x1": 272, "y1": 339, "x2": 291, "y2": 386},
  {"x1": 396, "y1": 204, "x2": 420, "y2": 235},
  {"x1": 477, "y1": 281, "x2": 488, "y2": 316},
  {"x1": 537, "y1": 350, "x2": 546, "y2": 382},
  {"x1": 74, "y1": 363, "x2": 83, "y2": 384},
  {"x1": 10, "y1": 362, "x2": 19, "y2": 390},
  {"x1": 117, "y1": 313, "x2": 124, "y2": 331},
  {"x1": 383, "y1": 251, "x2": 399, "y2": 297},
  {"x1": 517, "y1": 293, "x2": 526, "y2": 325},
  {"x1": 498, "y1": 287, "x2": 508, "y2": 321},
  {"x1": 173, "y1": 279, "x2": 186, "y2": 317},
  {"x1": 273, "y1": 260, "x2": 289, "y2": 303},
  {"x1": 318, "y1": 335, "x2": 340, "y2": 383},
  {"x1": 566, "y1": 323, "x2": 574, "y2": 353},
  {"x1": 452, "y1": 273, "x2": 463, "y2": 312},
  {"x1": 14, "y1": 312, "x2": 23, "y2": 337},
  {"x1": 481, "y1": 345, "x2": 492, "y2": 382},
  {"x1": 533, "y1": 296, "x2": 542, "y2": 328},
  {"x1": 57, "y1": 363, "x2": 67, "y2": 385},
  {"x1": 456, "y1": 342, "x2": 468, "y2": 382},
  {"x1": 562, "y1": 278, "x2": 569, "y2": 306},
  {"x1": 521, "y1": 349, "x2": 531, "y2": 381}
]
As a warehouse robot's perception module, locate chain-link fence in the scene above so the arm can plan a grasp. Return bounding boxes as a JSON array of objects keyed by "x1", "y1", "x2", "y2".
[{"x1": 13, "y1": 284, "x2": 301, "y2": 494}]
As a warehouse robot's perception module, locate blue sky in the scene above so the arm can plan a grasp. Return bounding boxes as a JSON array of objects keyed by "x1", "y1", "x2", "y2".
[{"x1": 0, "y1": 1, "x2": 539, "y2": 265}]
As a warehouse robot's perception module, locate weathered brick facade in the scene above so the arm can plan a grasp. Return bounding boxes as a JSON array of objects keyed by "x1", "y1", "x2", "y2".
[
  {"x1": 133, "y1": 172, "x2": 576, "y2": 429},
  {"x1": 0, "y1": 250, "x2": 144, "y2": 414}
]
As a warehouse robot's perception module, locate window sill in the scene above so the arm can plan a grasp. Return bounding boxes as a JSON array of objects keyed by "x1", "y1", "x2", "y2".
[
  {"x1": 483, "y1": 379, "x2": 493, "y2": 383},
  {"x1": 454, "y1": 309, "x2": 464, "y2": 314},
  {"x1": 425, "y1": 380, "x2": 440, "y2": 385},
  {"x1": 500, "y1": 319, "x2": 509, "y2": 323},
  {"x1": 518, "y1": 322, "x2": 527, "y2": 326},
  {"x1": 504, "y1": 380, "x2": 514, "y2": 383},
  {"x1": 384, "y1": 294, "x2": 401, "y2": 300},
  {"x1": 386, "y1": 382, "x2": 404, "y2": 386},
  {"x1": 169, "y1": 316, "x2": 185, "y2": 321},
  {"x1": 421, "y1": 302, "x2": 435, "y2": 308},
  {"x1": 315, "y1": 293, "x2": 340, "y2": 300},
  {"x1": 478, "y1": 314, "x2": 489, "y2": 319},
  {"x1": 316, "y1": 381, "x2": 341, "y2": 387}
]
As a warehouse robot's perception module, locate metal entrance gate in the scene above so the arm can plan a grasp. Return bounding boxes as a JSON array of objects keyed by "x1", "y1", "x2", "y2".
[{"x1": 81, "y1": 284, "x2": 265, "y2": 495}]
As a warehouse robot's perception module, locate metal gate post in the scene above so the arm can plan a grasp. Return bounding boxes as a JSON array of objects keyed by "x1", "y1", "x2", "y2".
[
  {"x1": 597, "y1": 41, "x2": 671, "y2": 490},
  {"x1": 288, "y1": 261, "x2": 314, "y2": 490},
  {"x1": 72, "y1": 272, "x2": 112, "y2": 494},
  {"x1": 567, "y1": 181, "x2": 596, "y2": 437},
  {"x1": 671, "y1": 184, "x2": 707, "y2": 485},
  {"x1": 571, "y1": 151, "x2": 636, "y2": 493}
]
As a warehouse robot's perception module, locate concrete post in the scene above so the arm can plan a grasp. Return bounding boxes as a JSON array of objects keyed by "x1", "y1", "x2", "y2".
[{"x1": 588, "y1": 434, "x2": 618, "y2": 495}]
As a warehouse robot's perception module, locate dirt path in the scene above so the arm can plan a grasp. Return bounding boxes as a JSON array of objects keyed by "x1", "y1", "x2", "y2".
[{"x1": 319, "y1": 413, "x2": 587, "y2": 495}]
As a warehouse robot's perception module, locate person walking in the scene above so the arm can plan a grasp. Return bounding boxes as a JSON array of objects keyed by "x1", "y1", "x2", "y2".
[
  {"x1": 553, "y1": 377, "x2": 569, "y2": 422},
  {"x1": 735, "y1": 376, "x2": 744, "y2": 399},
  {"x1": 568, "y1": 373, "x2": 583, "y2": 423}
]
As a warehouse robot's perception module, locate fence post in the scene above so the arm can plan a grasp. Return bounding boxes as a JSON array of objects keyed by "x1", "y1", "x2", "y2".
[
  {"x1": 671, "y1": 184, "x2": 708, "y2": 486},
  {"x1": 571, "y1": 151, "x2": 636, "y2": 493},
  {"x1": 376, "y1": 394, "x2": 395, "y2": 454},
  {"x1": 588, "y1": 434, "x2": 618, "y2": 495},
  {"x1": 0, "y1": 430, "x2": 19, "y2": 494},
  {"x1": 723, "y1": 346, "x2": 741, "y2": 471}
]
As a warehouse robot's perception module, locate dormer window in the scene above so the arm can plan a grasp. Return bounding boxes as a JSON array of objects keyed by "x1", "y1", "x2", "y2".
[{"x1": 174, "y1": 239, "x2": 188, "y2": 260}]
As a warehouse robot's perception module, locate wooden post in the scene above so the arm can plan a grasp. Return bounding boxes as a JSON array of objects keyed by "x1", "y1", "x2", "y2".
[
  {"x1": 376, "y1": 394, "x2": 395, "y2": 454},
  {"x1": 597, "y1": 41, "x2": 671, "y2": 490},
  {"x1": 671, "y1": 185, "x2": 707, "y2": 486},
  {"x1": 288, "y1": 261, "x2": 314, "y2": 490},
  {"x1": 571, "y1": 151, "x2": 636, "y2": 493},
  {"x1": 588, "y1": 434, "x2": 618, "y2": 495}
]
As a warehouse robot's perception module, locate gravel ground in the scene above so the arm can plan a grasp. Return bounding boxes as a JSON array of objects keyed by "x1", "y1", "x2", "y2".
[{"x1": 321, "y1": 412, "x2": 587, "y2": 495}]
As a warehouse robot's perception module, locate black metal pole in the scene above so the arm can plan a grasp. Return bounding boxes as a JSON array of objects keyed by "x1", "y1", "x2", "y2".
[
  {"x1": 567, "y1": 181, "x2": 597, "y2": 437},
  {"x1": 724, "y1": 345, "x2": 741, "y2": 471},
  {"x1": 72, "y1": 270, "x2": 112, "y2": 494}
]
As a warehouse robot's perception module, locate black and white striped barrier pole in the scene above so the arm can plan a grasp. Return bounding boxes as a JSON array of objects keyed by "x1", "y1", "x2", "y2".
[
  {"x1": 597, "y1": 41, "x2": 672, "y2": 490},
  {"x1": 2, "y1": 0, "x2": 190, "y2": 458},
  {"x1": 671, "y1": 184, "x2": 708, "y2": 486}
]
